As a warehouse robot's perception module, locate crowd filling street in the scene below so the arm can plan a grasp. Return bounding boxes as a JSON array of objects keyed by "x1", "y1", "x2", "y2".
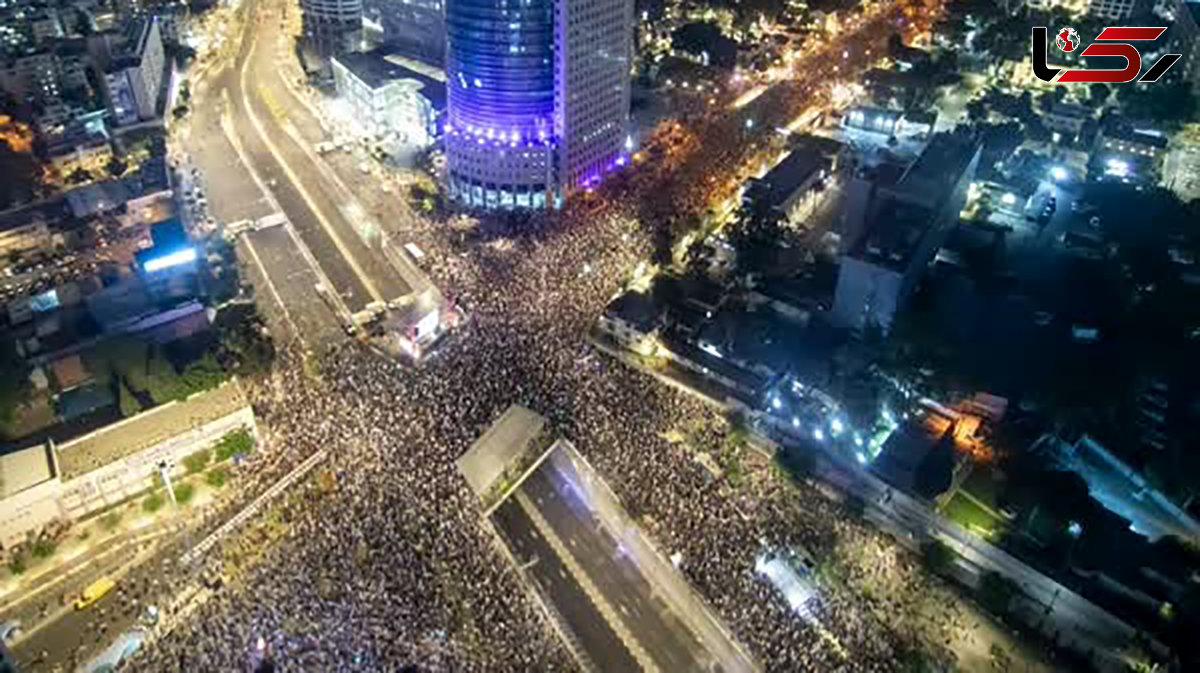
[
  {"x1": 98, "y1": 0, "x2": 1065, "y2": 669},
  {"x1": 122, "y1": 189, "x2": 1053, "y2": 671}
]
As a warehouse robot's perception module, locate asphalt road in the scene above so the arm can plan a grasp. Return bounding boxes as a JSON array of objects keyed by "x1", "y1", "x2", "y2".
[
  {"x1": 518, "y1": 466, "x2": 715, "y2": 672},
  {"x1": 238, "y1": 225, "x2": 345, "y2": 346},
  {"x1": 235, "y1": 4, "x2": 412, "y2": 305},
  {"x1": 491, "y1": 499, "x2": 641, "y2": 673}
]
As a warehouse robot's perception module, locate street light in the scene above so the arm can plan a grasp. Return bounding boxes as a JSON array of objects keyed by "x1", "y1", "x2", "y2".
[{"x1": 1050, "y1": 166, "x2": 1068, "y2": 181}]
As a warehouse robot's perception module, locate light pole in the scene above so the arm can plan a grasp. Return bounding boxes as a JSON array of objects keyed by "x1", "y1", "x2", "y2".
[{"x1": 158, "y1": 459, "x2": 178, "y2": 505}]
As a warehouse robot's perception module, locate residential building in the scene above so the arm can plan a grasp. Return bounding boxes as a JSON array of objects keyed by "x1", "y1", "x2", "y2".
[
  {"x1": 331, "y1": 50, "x2": 446, "y2": 146},
  {"x1": 1086, "y1": 0, "x2": 1136, "y2": 19},
  {"x1": 444, "y1": 0, "x2": 634, "y2": 209},
  {"x1": 102, "y1": 17, "x2": 164, "y2": 125},
  {"x1": 300, "y1": 0, "x2": 363, "y2": 54},
  {"x1": 832, "y1": 131, "x2": 982, "y2": 332}
]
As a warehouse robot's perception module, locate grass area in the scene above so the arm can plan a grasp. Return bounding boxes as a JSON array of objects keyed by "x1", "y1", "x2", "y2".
[{"x1": 943, "y1": 492, "x2": 1005, "y2": 537}]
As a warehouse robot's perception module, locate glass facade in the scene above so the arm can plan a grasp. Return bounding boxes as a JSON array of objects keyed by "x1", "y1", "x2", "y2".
[
  {"x1": 445, "y1": 0, "x2": 554, "y2": 140},
  {"x1": 446, "y1": 0, "x2": 558, "y2": 208}
]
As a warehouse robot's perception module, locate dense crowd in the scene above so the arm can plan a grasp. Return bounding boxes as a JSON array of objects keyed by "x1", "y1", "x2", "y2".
[
  {"x1": 120, "y1": 192, "x2": 1017, "y2": 673},
  {"x1": 121, "y1": 1, "x2": 1009, "y2": 669}
]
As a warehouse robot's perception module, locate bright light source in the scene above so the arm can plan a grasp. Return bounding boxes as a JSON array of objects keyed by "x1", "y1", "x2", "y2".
[
  {"x1": 813, "y1": 428, "x2": 825, "y2": 441},
  {"x1": 143, "y1": 247, "x2": 197, "y2": 272},
  {"x1": 792, "y1": 417, "x2": 800, "y2": 427},
  {"x1": 856, "y1": 452, "x2": 867, "y2": 464},
  {"x1": 1050, "y1": 166, "x2": 1068, "y2": 181},
  {"x1": 854, "y1": 434, "x2": 864, "y2": 447},
  {"x1": 1104, "y1": 158, "x2": 1130, "y2": 177},
  {"x1": 772, "y1": 397, "x2": 781, "y2": 410},
  {"x1": 831, "y1": 418, "x2": 844, "y2": 435},
  {"x1": 1001, "y1": 193, "x2": 1016, "y2": 205}
]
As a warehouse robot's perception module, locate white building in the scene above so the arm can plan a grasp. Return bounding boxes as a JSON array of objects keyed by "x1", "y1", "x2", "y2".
[
  {"x1": 102, "y1": 17, "x2": 164, "y2": 125},
  {"x1": 330, "y1": 50, "x2": 445, "y2": 146},
  {"x1": 0, "y1": 382, "x2": 256, "y2": 550}
]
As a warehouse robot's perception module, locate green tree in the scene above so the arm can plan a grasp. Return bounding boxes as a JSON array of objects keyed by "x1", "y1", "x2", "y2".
[
  {"x1": 0, "y1": 337, "x2": 29, "y2": 425},
  {"x1": 205, "y1": 467, "x2": 229, "y2": 488},
  {"x1": 183, "y1": 449, "x2": 211, "y2": 474},
  {"x1": 214, "y1": 428, "x2": 255, "y2": 462},
  {"x1": 1088, "y1": 83, "x2": 1110, "y2": 108},
  {"x1": 142, "y1": 491, "x2": 165, "y2": 513},
  {"x1": 7, "y1": 552, "x2": 27, "y2": 575},
  {"x1": 920, "y1": 539, "x2": 955, "y2": 576},
  {"x1": 31, "y1": 538, "x2": 57, "y2": 559},
  {"x1": 101, "y1": 511, "x2": 122, "y2": 531},
  {"x1": 978, "y1": 571, "x2": 1021, "y2": 615},
  {"x1": 174, "y1": 482, "x2": 195, "y2": 505},
  {"x1": 118, "y1": 378, "x2": 142, "y2": 418}
]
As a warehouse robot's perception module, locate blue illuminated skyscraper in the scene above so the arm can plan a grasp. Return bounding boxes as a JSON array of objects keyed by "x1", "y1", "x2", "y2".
[{"x1": 445, "y1": 0, "x2": 632, "y2": 209}]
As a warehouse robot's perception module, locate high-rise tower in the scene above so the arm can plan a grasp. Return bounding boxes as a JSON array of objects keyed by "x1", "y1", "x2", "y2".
[
  {"x1": 444, "y1": 0, "x2": 632, "y2": 209},
  {"x1": 300, "y1": 0, "x2": 363, "y2": 55}
]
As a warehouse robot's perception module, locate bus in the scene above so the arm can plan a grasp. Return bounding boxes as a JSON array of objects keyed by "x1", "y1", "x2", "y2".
[{"x1": 74, "y1": 577, "x2": 115, "y2": 610}]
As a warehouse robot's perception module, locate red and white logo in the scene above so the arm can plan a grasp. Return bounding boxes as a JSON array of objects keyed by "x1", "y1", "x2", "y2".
[
  {"x1": 1032, "y1": 26, "x2": 1181, "y2": 84},
  {"x1": 1056, "y1": 27, "x2": 1080, "y2": 52}
]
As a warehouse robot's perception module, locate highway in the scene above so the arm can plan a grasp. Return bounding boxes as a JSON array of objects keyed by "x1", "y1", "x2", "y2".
[{"x1": 491, "y1": 443, "x2": 757, "y2": 672}]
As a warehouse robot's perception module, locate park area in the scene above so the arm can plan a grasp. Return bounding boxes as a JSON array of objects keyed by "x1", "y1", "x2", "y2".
[{"x1": 941, "y1": 468, "x2": 1008, "y2": 538}]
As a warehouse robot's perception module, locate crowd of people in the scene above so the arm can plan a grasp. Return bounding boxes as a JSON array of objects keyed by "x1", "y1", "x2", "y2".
[
  {"x1": 120, "y1": 183, "x2": 1024, "y2": 673},
  {"x1": 117, "y1": 0, "x2": 1016, "y2": 669}
]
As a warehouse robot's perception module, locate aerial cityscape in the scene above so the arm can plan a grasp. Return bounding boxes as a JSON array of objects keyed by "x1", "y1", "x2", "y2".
[{"x1": 0, "y1": 0, "x2": 1197, "y2": 670}]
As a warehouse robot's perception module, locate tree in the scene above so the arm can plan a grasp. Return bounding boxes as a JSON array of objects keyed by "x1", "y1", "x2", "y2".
[
  {"x1": 1088, "y1": 83, "x2": 1110, "y2": 108},
  {"x1": 174, "y1": 482, "x2": 195, "y2": 505},
  {"x1": 978, "y1": 570, "x2": 1021, "y2": 615},
  {"x1": 920, "y1": 539, "x2": 955, "y2": 575},
  {"x1": 1117, "y1": 83, "x2": 1198, "y2": 129},
  {"x1": 142, "y1": 492, "x2": 165, "y2": 513},
  {"x1": 118, "y1": 378, "x2": 142, "y2": 417},
  {"x1": 105, "y1": 156, "x2": 127, "y2": 178},
  {"x1": 183, "y1": 449, "x2": 211, "y2": 474},
  {"x1": 205, "y1": 467, "x2": 229, "y2": 488},
  {"x1": 0, "y1": 338, "x2": 29, "y2": 426}
]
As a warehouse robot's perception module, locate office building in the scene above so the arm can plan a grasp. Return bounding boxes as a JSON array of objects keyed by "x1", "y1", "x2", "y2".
[
  {"x1": 300, "y1": 0, "x2": 364, "y2": 54},
  {"x1": 832, "y1": 131, "x2": 981, "y2": 333},
  {"x1": 444, "y1": 0, "x2": 634, "y2": 209}
]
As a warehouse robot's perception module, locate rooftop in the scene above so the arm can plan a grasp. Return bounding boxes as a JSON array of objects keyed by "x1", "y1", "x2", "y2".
[
  {"x1": 745, "y1": 147, "x2": 831, "y2": 211},
  {"x1": 0, "y1": 443, "x2": 55, "y2": 499},
  {"x1": 332, "y1": 50, "x2": 447, "y2": 109},
  {"x1": 893, "y1": 130, "x2": 980, "y2": 209},
  {"x1": 55, "y1": 381, "x2": 248, "y2": 480}
]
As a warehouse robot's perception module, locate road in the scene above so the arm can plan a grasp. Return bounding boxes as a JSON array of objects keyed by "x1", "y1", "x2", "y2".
[
  {"x1": 491, "y1": 443, "x2": 757, "y2": 672},
  {"x1": 180, "y1": 0, "x2": 412, "y2": 336}
]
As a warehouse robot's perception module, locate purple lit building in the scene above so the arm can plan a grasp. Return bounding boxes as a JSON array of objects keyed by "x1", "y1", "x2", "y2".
[{"x1": 444, "y1": 0, "x2": 633, "y2": 209}]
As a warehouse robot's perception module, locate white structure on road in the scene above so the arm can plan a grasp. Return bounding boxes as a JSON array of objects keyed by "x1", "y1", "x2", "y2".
[{"x1": 0, "y1": 382, "x2": 257, "y2": 550}]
